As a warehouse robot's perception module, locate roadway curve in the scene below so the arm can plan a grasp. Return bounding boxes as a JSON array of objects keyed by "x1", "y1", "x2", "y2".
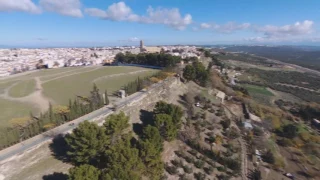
[{"x1": 0, "y1": 80, "x2": 166, "y2": 162}]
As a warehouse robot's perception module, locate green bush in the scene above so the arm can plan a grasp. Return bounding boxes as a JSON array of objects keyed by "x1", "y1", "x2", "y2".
[
  {"x1": 174, "y1": 150, "x2": 184, "y2": 157},
  {"x1": 179, "y1": 174, "x2": 190, "y2": 180},
  {"x1": 171, "y1": 159, "x2": 183, "y2": 167},
  {"x1": 182, "y1": 165, "x2": 193, "y2": 174},
  {"x1": 194, "y1": 160, "x2": 205, "y2": 168},
  {"x1": 217, "y1": 166, "x2": 225, "y2": 172},
  {"x1": 194, "y1": 172, "x2": 206, "y2": 180},
  {"x1": 185, "y1": 156, "x2": 195, "y2": 163},
  {"x1": 188, "y1": 149, "x2": 198, "y2": 156},
  {"x1": 204, "y1": 166, "x2": 214, "y2": 175},
  {"x1": 165, "y1": 163, "x2": 178, "y2": 175},
  {"x1": 262, "y1": 150, "x2": 275, "y2": 164}
]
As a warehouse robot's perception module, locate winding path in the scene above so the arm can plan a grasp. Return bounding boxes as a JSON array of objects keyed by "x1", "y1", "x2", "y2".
[{"x1": 0, "y1": 77, "x2": 52, "y2": 112}]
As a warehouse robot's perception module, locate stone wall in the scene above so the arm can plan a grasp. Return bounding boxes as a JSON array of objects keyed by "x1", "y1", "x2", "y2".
[{"x1": 92, "y1": 76, "x2": 186, "y2": 126}]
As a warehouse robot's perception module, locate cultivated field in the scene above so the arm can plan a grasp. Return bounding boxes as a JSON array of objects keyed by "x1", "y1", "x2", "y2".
[{"x1": 0, "y1": 66, "x2": 158, "y2": 128}]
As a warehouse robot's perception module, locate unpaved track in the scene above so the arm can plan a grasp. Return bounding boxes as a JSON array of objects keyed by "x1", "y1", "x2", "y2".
[
  {"x1": 93, "y1": 69, "x2": 152, "y2": 82},
  {"x1": 0, "y1": 77, "x2": 52, "y2": 112},
  {"x1": 42, "y1": 67, "x2": 102, "y2": 83}
]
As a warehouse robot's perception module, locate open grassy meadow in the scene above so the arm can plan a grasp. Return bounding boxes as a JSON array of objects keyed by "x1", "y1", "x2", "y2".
[
  {"x1": 0, "y1": 66, "x2": 159, "y2": 128},
  {"x1": 242, "y1": 84, "x2": 274, "y2": 96}
]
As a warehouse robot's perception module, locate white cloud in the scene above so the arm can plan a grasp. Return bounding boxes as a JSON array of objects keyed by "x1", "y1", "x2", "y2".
[
  {"x1": 39, "y1": 0, "x2": 82, "y2": 17},
  {"x1": 141, "y1": 6, "x2": 192, "y2": 30},
  {"x1": 84, "y1": 8, "x2": 107, "y2": 18},
  {"x1": 200, "y1": 23, "x2": 211, "y2": 29},
  {"x1": 213, "y1": 22, "x2": 251, "y2": 33},
  {"x1": 245, "y1": 36, "x2": 267, "y2": 42},
  {"x1": 256, "y1": 20, "x2": 314, "y2": 37},
  {"x1": 85, "y1": 2, "x2": 135, "y2": 21},
  {"x1": 198, "y1": 22, "x2": 251, "y2": 33},
  {"x1": 0, "y1": 0, "x2": 41, "y2": 13},
  {"x1": 129, "y1": 37, "x2": 139, "y2": 42},
  {"x1": 85, "y1": 1, "x2": 192, "y2": 30}
]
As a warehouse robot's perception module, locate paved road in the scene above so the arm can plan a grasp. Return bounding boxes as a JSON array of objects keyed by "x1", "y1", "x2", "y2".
[{"x1": 0, "y1": 80, "x2": 165, "y2": 162}]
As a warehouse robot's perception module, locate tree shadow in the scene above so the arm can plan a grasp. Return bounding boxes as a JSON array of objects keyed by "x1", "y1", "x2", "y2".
[
  {"x1": 133, "y1": 110, "x2": 154, "y2": 137},
  {"x1": 178, "y1": 95, "x2": 189, "y2": 109},
  {"x1": 296, "y1": 171, "x2": 312, "y2": 178},
  {"x1": 42, "y1": 172, "x2": 68, "y2": 180},
  {"x1": 49, "y1": 134, "x2": 71, "y2": 163}
]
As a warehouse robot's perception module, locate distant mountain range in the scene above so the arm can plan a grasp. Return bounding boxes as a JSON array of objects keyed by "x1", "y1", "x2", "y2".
[{"x1": 221, "y1": 45, "x2": 320, "y2": 71}]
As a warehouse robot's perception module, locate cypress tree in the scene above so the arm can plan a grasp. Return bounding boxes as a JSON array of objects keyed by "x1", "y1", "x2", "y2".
[
  {"x1": 49, "y1": 102, "x2": 54, "y2": 122},
  {"x1": 105, "y1": 90, "x2": 110, "y2": 105}
]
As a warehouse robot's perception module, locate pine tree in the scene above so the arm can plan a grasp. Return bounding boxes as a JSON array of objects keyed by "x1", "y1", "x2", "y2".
[
  {"x1": 65, "y1": 121, "x2": 109, "y2": 165},
  {"x1": 68, "y1": 164, "x2": 100, "y2": 180},
  {"x1": 140, "y1": 126, "x2": 164, "y2": 179},
  {"x1": 104, "y1": 112, "x2": 129, "y2": 144},
  {"x1": 102, "y1": 134, "x2": 145, "y2": 180}
]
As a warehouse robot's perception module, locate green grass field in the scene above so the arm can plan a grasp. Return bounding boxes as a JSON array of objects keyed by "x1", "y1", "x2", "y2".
[
  {"x1": 242, "y1": 84, "x2": 274, "y2": 96},
  {"x1": 0, "y1": 66, "x2": 159, "y2": 128},
  {"x1": 9, "y1": 79, "x2": 36, "y2": 97},
  {"x1": 0, "y1": 99, "x2": 37, "y2": 128},
  {"x1": 42, "y1": 66, "x2": 157, "y2": 105}
]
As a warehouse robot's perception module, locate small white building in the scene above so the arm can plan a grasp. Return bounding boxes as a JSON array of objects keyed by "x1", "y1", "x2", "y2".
[
  {"x1": 243, "y1": 121, "x2": 253, "y2": 130},
  {"x1": 216, "y1": 90, "x2": 226, "y2": 104}
]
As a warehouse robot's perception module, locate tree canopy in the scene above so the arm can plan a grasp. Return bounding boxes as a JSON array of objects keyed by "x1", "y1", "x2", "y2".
[
  {"x1": 115, "y1": 52, "x2": 181, "y2": 67},
  {"x1": 65, "y1": 121, "x2": 108, "y2": 165},
  {"x1": 68, "y1": 164, "x2": 100, "y2": 180},
  {"x1": 102, "y1": 134, "x2": 145, "y2": 180},
  {"x1": 182, "y1": 61, "x2": 209, "y2": 86},
  {"x1": 104, "y1": 111, "x2": 129, "y2": 144},
  {"x1": 153, "y1": 101, "x2": 183, "y2": 141}
]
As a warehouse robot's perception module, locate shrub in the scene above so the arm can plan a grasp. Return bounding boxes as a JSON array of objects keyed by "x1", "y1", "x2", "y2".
[
  {"x1": 182, "y1": 165, "x2": 193, "y2": 174},
  {"x1": 204, "y1": 166, "x2": 214, "y2": 175},
  {"x1": 175, "y1": 150, "x2": 185, "y2": 158},
  {"x1": 217, "y1": 166, "x2": 225, "y2": 172},
  {"x1": 216, "y1": 111, "x2": 223, "y2": 116},
  {"x1": 220, "y1": 119, "x2": 231, "y2": 129},
  {"x1": 193, "y1": 172, "x2": 206, "y2": 180},
  {"x1": 262, "y1": 150, "x2": 275, "y2": 164},
  {"x1": 165, "y1": 163, "x2": 178, "y2": 175},
  {"x1": 253, "y1": 126, "x2": 264, "y2": 136},
  {"x1": 281, "y1": 124, "x2": 298, "y2": 138},
  {"x1": 274, "y1": 156, "x2": 285, "y2": 169},
  {"x1": 217, "y1": 174, "x2": 231, "y2": 180},
  {"x1": 227, "y1": 127, "x2": 240, "y2": 139},
  {"x1": 185, "y1": 156, "x2": 195, "y2": 163},
  {"x1": 277, "y1": 138, "x2": 293, "y2": 147},
  {"x1": 171, "y1": 159, "x2": 183, "y2": 167},
  {"x1": 160, "y1": 175, "x2": 168, "y2": 180},
  {"x1": 207, "y1": 126, "x2": 214, "y2": 131},
  {"x1": 223, "y1": 158, "x2": 241, "y2": 173},
  {"x1": 179, "y1": 174, "x2": 190, "y2": 180},
  {"x1": 194, "y1": 160, "x2": 205, "y2": 168},
  {"x1": 251, "y1": 168, "x2": 262, "y2": 180},
  {"x1": 188, "y1": 149, "x2": 198, "y2": 156},
  {"x1": 206, "y1": 160, "x2": 216, "y2": 167}
]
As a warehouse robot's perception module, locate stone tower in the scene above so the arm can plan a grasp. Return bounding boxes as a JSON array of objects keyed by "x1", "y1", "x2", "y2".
[{"x1": 140, "y1": 40, "x2": 144, "y2": 52}]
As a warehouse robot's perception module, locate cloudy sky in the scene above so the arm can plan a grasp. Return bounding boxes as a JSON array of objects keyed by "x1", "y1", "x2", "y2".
[{"x1": 1, "y1": 0, "x2": 320, "y2": 47}]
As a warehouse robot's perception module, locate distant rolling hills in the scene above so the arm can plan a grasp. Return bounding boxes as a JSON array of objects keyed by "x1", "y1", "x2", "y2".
[{"x1": 223, "y1": 45, "x2": 320, "y2": 71}]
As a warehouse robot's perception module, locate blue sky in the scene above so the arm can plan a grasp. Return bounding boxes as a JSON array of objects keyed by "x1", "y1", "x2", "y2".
[{"x1": 1, "y1": 0, "x2": 320, "y2": 47}]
